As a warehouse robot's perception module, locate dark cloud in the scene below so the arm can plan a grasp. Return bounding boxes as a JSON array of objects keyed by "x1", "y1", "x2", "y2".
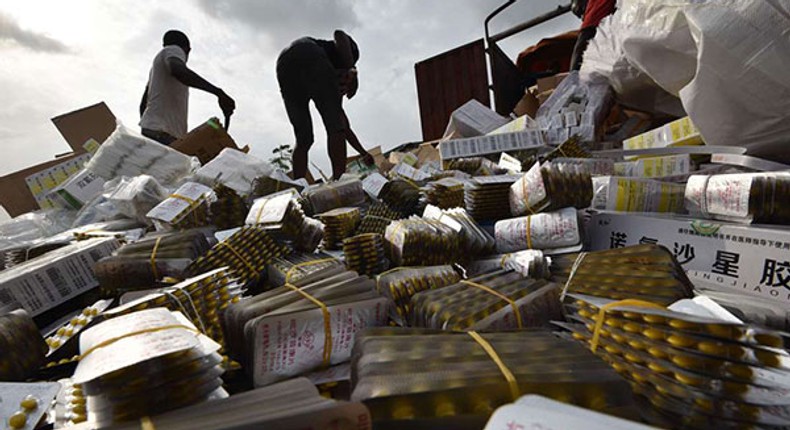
[
  {"x1": 0, "y1": 12, "x2": 69, "y2": 53},
  {"x1": 195, "y1": 0, "x2": 360, "y2": 49}
]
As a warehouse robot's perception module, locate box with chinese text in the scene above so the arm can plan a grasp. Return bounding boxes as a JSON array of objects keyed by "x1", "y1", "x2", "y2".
[{"x1": 588, "y1": 212, "x2": 790, "y2": 304}]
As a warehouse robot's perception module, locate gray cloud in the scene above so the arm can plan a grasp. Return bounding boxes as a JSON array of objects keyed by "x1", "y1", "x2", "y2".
[
  {"x1": 195, "y1": 0, "x2": 360, "y2": 49},
  {"x1": 0, "y1": 12, "x2": 69, "y2": 53}
]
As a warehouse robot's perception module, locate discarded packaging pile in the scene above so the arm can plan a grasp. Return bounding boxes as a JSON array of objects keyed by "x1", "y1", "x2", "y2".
[{"x1": 3, "y1": 1, "x2": 790, "y2": 428}]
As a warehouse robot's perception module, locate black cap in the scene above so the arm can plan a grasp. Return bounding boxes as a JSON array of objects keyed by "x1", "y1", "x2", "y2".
[{"x1": 163, "y1": 30, "x2": 190, "y2": 50}]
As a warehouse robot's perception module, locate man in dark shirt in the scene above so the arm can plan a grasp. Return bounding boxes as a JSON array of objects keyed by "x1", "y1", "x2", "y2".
[
  {"x1": 277, "y1": 30, "x2": 372, "y2": 180},
  {"x1": 570, "y1": 0, "x2": 617, "y2": 71}
]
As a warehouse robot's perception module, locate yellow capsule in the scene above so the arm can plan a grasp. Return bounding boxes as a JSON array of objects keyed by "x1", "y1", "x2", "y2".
[
  {"x1": 647, "y1": 362, "x2": 670, "y2": 374},
  {"x1": 754, "y1": 333, "x2": 783, "y2": 348},
  {"x1": 572, "y1": 332, "x2": 586, "y2": 341},
  {"x1": 69, "y1": 396, "x2": 86, "y2": 406},
  {"x1": 624, "y1": 353, "x2": 643, "y2": 364},
  {"x1": 611, "y1": 362, "x2": 628, "y2": 373},
  {"x1": 70, "y1": 387, "x2": 84, "y2": 397},
  {"x1": 70, "y1": 317, "x2": 80, "y2": 326},
  {"x1": 642, "y1": 314, "x2": 666, "y2": 324},
  {"x1": 642, "y1": 328, "x2": 664, "y2": 340},
  {"x1": 674, "y1": 372, "x2": 704, "y2": 386},
  {"x1": 694, "y1": 398, "x2": 714, "y2": 411},
  {"x1": 50, "y1": 338, "x2": 62, "y2": 348},
  {"x1": 667, "y1": 334, "x2": 696, "y2": 348},
  {"x1": 611, "y1": 333, "x2": 626, "y2": 343},
  {"x1": 58, "y1": 358, "x2": 70, "y2": 365},
  {"x1": 8, "y1": 411, "x2": 27, "y2": 428},
  {"x1": 647, "y1": 347, "x2": 669, "y2": 359},
  {"x1": 631, "y1": 371, "x2": 648, "y2": 383},
  {"x1": 75, "y1": 316, "x2": 88, "y2": 326},
  {"x1": 604, "y1": 345, "x2": 620, "y2": 355},
  {"x1": 755, "y1": 349, "x2": 781, "y2": 368},
  {"x1": 63, "y1": 327, "x2": 74, "y2": 337},
  {"x1": 622, "y1": 312, "x2": 641, "y2": 320},
  {"x1": 726, "y1": 364, "x2": 753, "y2": 379},
  {"x1": 71, "y1": 413, "x2": 87, "y2": 423},
  {"x1": 70, "y1": 404, "x2": 87, "y2": 414},
  {"x1": 57, "y1": 327, "x2": 67, "y2": 336},
  {"x1": 707, "y1": 324, "x2": 741, "y2": 339},
  {"x1": 623, "y1": 322, "x2": 641, "y2": 333},
  {"x1": 605, "y1": 318, "x2": 623, "y2": 329},
  {"x1": 578, "y1": 309, "x2": 592, "y2": 319},
  {"x1": 627, "y1": 339, "x2": 646, "y2": 350},
  {"x1": 20, "y1": 395, "x2": 38, "y2": 410},
  {"x1": 655, "y1": 385, "x2": 671, "y2": 396}
]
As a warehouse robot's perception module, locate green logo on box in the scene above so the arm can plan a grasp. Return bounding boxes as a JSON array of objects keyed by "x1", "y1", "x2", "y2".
[{"x1": 691, "y1": 220, "x2": 720, "y2": 236}]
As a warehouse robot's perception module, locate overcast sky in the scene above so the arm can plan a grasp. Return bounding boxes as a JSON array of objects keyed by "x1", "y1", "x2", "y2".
[{"x1": 0, "y1": 0, "x2": 577, "y2": 182}]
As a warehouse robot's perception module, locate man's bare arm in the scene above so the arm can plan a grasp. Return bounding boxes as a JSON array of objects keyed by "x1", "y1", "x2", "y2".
[{"x1": 167, "y1": 57, "x2": 235, "y2": 116}]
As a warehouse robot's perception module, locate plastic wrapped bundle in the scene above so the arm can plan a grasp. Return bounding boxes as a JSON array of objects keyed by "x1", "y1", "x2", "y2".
[
  {"x1": 106, "y1": 378, "x2": 371, "y2": 430},
  {"x1": 425, "y1": 177, "x2": 466, "y2": 209},
  {"x1": 302, "y1": 179, "x2": 365, "y2": 215},
  {"x1": 93, "y1": 230, "x2": 212, "y2": 296},
  {"x1": 222, "y1": 264, "x2": 390, "y2": 386},
  {"x1": 102, "y1": 268, "x2": 242, "y2": 348},
  {"x1": 86, "y1": 124, "x2": 197, "y2": 184},
  {"x1": 379, "y1": 179, "x2": 423, "y2": 216},
  {"x1": 191, "y1": 148, "x2": 275, "y2": 196},
  {"x1": 592, "y1": 177, "x2": 685, "y2": 214},
  {"x1": 343, "y1": 233, "x2": 388, "y2": 276},
  {"x1": 104, "y1": 175, "x2": 168, "y2": 223},
  {"x1": 541, "y1": 135, "x2": 591, "y2": 161},
  {"x1": 495, "y1": 207, "x2": 583, "y2": 255},
  {"x1": 509, "y1": 162, "x2": 592, "y2": 217},
  {"x1": 384, "y1": 217, "x2": 462, "y2": 266},
  {"x1": 147, "y1": 182, "x2": 214, "y2": 230},
  {"x1": 423, "y1": 205, "x2": 495, "y2": 258},
  {"x1": 410, "y1": 269, "x2": 562, "y2": 331},
  {"x1": 0, "y1": 309, "x2": 47, "y2": 381},
  {"x1": 375, "y1": 265, "x2": 460, "y2": 324},
  {"x1": 246, "y1": 189, "x2": 324, "y2": 252},
  {"x1": 350, "y1": 328, "x2": 634, "y2": 429},
  {"x1": 464, "y1": 175, "x2": 522, "y2": 221},
  {"x1": 685, "y1": 172, "x2": 790, "y2": 225},
  {"x1": 536, "y1": 72, "x2": 612, "y2": 145},
  {"x1": 556, "y1": 245, "x2": 694, "y2": 306},
  {"x1": 186, "y1": 227, "x2": 288, "y2": 287},
  {"x1": 72, "y1": 309, "x2": 225, "y2": 426},
  {"x1": 465, "y1": 250, "x2": 551, "y2": 278},
  {"x1": 551, "y1": 157, "x2": 615, "y2": 176},
  {"x1": 442, "y1": 157, "x2": 508, "y2": 176},
  {"x1": 562, "y1": 294, "x2": 790, "y2": 429},
  {"x1": 318, "y1": 207, "x2": 361, "y2": 250},
  {"x1": 209, "y1": 184, "x2": 248, "y2": 229},
  {"x1": 249, "y1": 173, "x2": 305, "y2": 201}
]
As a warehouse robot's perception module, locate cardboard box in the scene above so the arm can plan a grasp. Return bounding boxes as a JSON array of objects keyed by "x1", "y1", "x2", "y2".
[
  {"x1": 536, "y1": 72, "x2": 569, "y2": 94},
  {"x1": 51, "y1": 102, "x2": 116, "y2": 153},
  {"x1": 170, "y1": 118, "x2": 248, "y2": 164},
  {"x1": 513, "y1": 89, "x2": 541, "y2": 118},
  {"x1": 0, "y1": 153, "x2": 86, "y2": 217},
  {"x1": 50, "y1": 169, "x2": 105, "y2": 210},
  {"x1": 588, "y1": 212, "x2": 790, "y2": 304},
  {"x1": 0, "y1": 237, "x2": 120, "y2": 317}
]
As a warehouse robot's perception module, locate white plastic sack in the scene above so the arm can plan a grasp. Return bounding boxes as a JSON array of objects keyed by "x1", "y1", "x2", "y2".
[
  {"x1": 86, "y1": 123, "x2": 199, "y2": 184},
  {"x1": 191, "y1": 148, "x2": 275, "y2": 196},
  {"x1": 585, "y1": 0, "x2": 790, "y2": 161},
  {"x1": 580, "y1": 12, "x2": 686, "y2": 116}
]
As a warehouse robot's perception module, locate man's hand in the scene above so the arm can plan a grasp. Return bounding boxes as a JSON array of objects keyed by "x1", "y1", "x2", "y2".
[
  {"x1": 361, "y1": 152, "x2": 375, "y2": 166},
  {"x1": 217, "y1": 90, "x2": 236, "y2": 117}
]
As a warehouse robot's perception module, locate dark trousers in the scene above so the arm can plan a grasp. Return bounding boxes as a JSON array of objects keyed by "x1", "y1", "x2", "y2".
[{"x1": 570, "y1": 26, "x2": 598, "y2": 71}]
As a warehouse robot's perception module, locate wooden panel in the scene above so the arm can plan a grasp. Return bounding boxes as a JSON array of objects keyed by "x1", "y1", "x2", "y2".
[{"x1": 415, "y1": 39, "x2": 490, "y2": 141}]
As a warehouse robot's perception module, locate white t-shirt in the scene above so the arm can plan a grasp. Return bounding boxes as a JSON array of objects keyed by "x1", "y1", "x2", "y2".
[{"x1": 140, "y1": 45, "x2": 189, "y2": 138}]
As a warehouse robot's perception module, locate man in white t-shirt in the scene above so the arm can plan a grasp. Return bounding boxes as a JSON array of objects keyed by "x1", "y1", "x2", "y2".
[{"x1": 139, "y1": 30, "x2": 235, "y2": 145}]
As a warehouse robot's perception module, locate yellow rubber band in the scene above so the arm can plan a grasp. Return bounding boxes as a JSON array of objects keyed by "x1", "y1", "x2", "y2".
[
  {"x1": 590, "y1": 299, "x2": 665, "y2": 353},
  {"x1": 254, "y1": 198, "x2": 269, "y2": 225},
  {"x1": 79, "y1": 324, "x2": 199, "y2": 361},
  {"x1": 284, "y1": 258, "x2": 339, "y2": 284},
  {"x1": 150, "y1": 237, "x2": 162, "y2": 281},
  {"x1": 499, "y1": 253, "x2": 512, "y2": 268},
  {"x1": 520, "y1": 176, "x2": 537, "y2": 216},
  {"x1": 169, "y1": 194, "x2": 200, "y2": 225},
  {"x1": 468, "y1": 331, "x2": 519, "y2": 401},
  {"x1": 140, "y1": 416, "x2": 155, "y2": 430},
  {"x1": 461, "y1": 280, "x2": 523, "y2": 329},
  {"x1": 283, "y1": 283, "x2": 332, "y2": 367},
  {"x1": 217, "y1": 242, "x2": 258, "y2": 279}
]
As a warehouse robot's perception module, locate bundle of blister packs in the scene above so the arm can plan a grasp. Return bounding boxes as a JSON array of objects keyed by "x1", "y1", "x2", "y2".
[
  {"x1": 186, "y1": 227, "x2": 288, "y2": 286},
  {"x1": 343, "y1": 233, "x2": 388, "y2": 276},
  {"x1": 356, "y1": 202, "x2": 401, "y2": 236},
  {"x1": 245, "y1": 189, "x2": 324, "y2": 252},
  {"x1": 147, "y1": 182, "x2": 214, "y2": 230},
  {"x1": 562, "y1": 294, "x2": 790, "y2": 429},
  {"x1": 265, "y1": 252, "x2": 343, "y2": 289},
  {"x1": 43, "y1": 299, "x2": 114, "y2": 369},
  {"x1": 557, "y1": 245, "x2": 694, "y2": 306},
  {"x1": 209, "y1": 184, "x2": 248, "y2": 230},
  {"x1": 302, "y1": 179, "x2": 366, "y2": 215},
  {"x1": 409, "y1": 269, "x2": 562, "y2": 331},
  {"x1": 592, "y1": 177, "x2": 686, "y2": 214},
  {"x1": 464, "y1": 175, "x2": 522, "y2": 221},
  {"x1": 509, "y1": 162, "x2": 592, "y2": 217},
  {"x1": 350, "y1": 328, "x2": 634, "y2": 430},
  {"x1": 318, "y1": 207, "x2": 361, "y2": 250},
  {"x1": 0, "y1": 309, "x2": 47, "y2": 381},
  {"x1": 465, "y1": 250, "x2": 551, "y2": 279},
  {"x1": 221, "y1": 264, "x2": 390, "y2": 386},
  {"x1": 93, "y1": 230, "x2": 211, "y2": 296},
  {"x1": 423, "y1": 205, "x2": 496, "y2": 258},
  {"x1": 103, "y1": 175, "x2": 168, "y2": 223},
  {"x1": 379, "y1": 179, "x2": 423, "y2": 216},
  {"x1": 249, "y1": 173, "x2": 305, "y2": 200},
  {"x1": 375, "y1": 265, "x2": 460, "y2": 324},
  {"x1": 425, "y1": 177, "x2": 466, "y2": 209},
  {"x1": 71, "y1": 308, "x2": 225, "y2": 426},
  {"x1": 495, "y1": 207, "x2": 583, "y2": 254},
  {"x1": 686, "y1": 172, "x2": 790, "y2": 225},
  {"x1": 384, "y1": 217, "x2": 462, "y2": 266}
]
